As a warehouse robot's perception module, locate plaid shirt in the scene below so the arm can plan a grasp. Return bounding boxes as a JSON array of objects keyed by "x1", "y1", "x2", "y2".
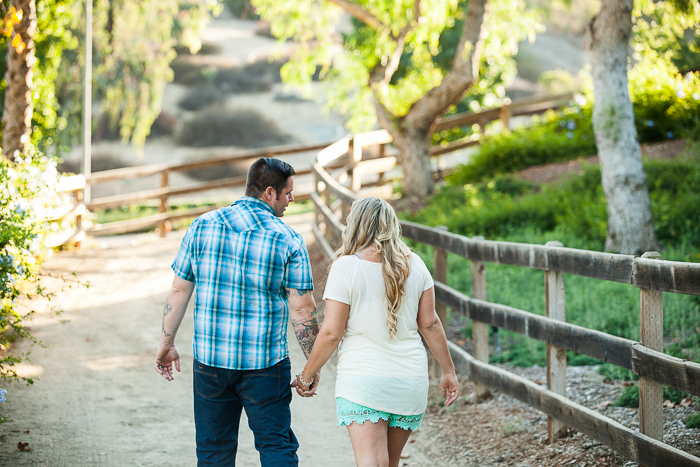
[{"x1": 171, "y1": 197, "x2": 314, "y2": 370}]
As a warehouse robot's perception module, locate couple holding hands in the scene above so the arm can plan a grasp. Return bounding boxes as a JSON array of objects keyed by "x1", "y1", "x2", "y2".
[{"x1": 155, "y1": 157, "x2": 458, "y2": 467}]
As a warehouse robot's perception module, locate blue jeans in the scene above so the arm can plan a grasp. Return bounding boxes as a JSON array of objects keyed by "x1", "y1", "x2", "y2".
[{"x1": 193, "y1": 358, "x2": 298, "y2": 467}]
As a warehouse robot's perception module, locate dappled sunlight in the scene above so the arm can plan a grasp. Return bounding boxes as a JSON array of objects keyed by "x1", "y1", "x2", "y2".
[
  {"x1": 13, "y1": 362, "x2": 44, "y2": 379},
  {"x1": 83, "y1": 354, "x2": 152, "y2": 371}
]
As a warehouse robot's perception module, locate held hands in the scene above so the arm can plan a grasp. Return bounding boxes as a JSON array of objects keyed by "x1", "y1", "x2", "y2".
[
  {"x1": 291, "y1": 370, "x2": 321, "y2": 397},
  {"x1": 441, "y1": 372, "x2": 460, "y2": 407},
  {"x1": 155, "y1": 342, "x2": 181, "y2": 381}
]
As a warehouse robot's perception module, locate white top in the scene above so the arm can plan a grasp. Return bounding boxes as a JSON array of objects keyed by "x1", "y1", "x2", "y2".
[{"x1": 323, "y1": 252, "x2": 434, "y2": 415}]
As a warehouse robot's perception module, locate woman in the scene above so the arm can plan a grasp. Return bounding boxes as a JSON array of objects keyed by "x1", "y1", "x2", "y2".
[{"x1": 295, "y1": 197, "x2": 459, "y2": 467}]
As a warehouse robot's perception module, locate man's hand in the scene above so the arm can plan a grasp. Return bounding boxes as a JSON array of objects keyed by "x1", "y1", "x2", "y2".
[{"x1": 155, "y1": 342, "x2": 181, "y2": 381}]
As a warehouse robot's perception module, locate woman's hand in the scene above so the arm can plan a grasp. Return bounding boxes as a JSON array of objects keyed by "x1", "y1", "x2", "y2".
[
  {"x1": 441, "y1": 372, "x2": 460, "y2": 407},
  {"x1": 292, "y1": 371, "x2": 320, "y2": 397}
]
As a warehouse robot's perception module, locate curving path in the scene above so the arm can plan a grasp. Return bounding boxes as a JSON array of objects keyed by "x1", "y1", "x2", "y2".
[{"x1": 0, "y1": 213, "x2": 440, "y2": 467}]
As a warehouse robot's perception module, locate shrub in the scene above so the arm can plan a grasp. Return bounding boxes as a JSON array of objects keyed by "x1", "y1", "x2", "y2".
[
  {"x1": 178, "y1": 85, "x2": 221, "y2": 111},
  {"x1": 446, "y1": 67, "x2": 700, "y2": 185},
  {"x1": 171, "y1": 59, "x2": 284, "y2": 91},
  {"x1": 613, "y1": 385, "x2": 640, "y2": 408},
  {"x1": 176, "y1": 106, "x2": 292, "y2": 147},
  {"x1": 0, "y1": 147, "x2": 66, "y2": 383},
  {"x1": 686, "y1": 413, "x2": 700, "y2": 429},
  {"x1": 148, "y1": 111, "x2": 179, "y2": 138}
]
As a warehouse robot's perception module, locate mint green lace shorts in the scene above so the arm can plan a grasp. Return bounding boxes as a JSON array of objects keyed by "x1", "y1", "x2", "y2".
[{"x1": 336, "y1": 397, "x2": 423, "y2": 431}]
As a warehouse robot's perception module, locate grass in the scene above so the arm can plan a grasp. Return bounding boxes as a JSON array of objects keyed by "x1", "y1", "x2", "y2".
[{"x1": 402, "y1": 146, "x2": 700, "y2": 373}]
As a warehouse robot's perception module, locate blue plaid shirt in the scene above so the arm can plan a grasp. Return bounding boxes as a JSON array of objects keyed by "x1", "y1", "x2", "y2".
[{"x1": 171, "y1": 197, "x2": 314, "y2": 370}]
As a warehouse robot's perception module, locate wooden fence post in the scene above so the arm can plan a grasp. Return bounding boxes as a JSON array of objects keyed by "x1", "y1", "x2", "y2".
[
  {"x1": 471, "y1": 236, "x2": 491, "y2": 401},
  {"x1": 639, "y1": 251, "x2": 664, "y2": 442},
  {"x1": 158, "y1": 170, "x2": 170, "y2": 238},
  {"x1": 545, "y1": 240, "x2": 567, "y2": 442},
  {"x1": 499, "y1": 104, "x2": 511, "y2": 130},
  {"x1": 432, "y1": 226, "x2": 448, "y2": 380}
]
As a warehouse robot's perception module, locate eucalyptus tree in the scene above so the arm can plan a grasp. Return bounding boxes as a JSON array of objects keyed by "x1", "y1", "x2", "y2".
[
  {"x1": 1, "y1": 0, "x2": 37, "y2": 160},
  {"x1": 254, "y1": 0, "x2": 540, "y2": 198},
  {"x1": 583, "y1": 0, "x2": 699, "y2": 254}
]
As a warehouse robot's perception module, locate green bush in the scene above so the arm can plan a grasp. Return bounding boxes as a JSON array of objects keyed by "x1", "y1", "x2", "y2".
[
  {"x1": 171, "y1": 59, "x2": 283, "y2": 91},
  {"x1": 613, "y1": 384, "x2": 692, "y2": 408},
  {"x1": 0, "y1": 147, "x2": 66, "y2": 383},
  {"x1": 446, "y1": 67, "x2": 700, "y2": 185},
  {"x1": 613, "y1": 385, "x2": 640, "y2": 408},
  {"x1": 178, "y1": 85, "x2": 221, "y2": 111},
  {"x1": 686, "y1": 413, "x2": 700, "y2": 429},
  {"x1": 404, "y1": 153, "x2": 700, "y2": 368},
  {"x1": 176, "y1": 106, "x2": 292, "y2": 147}
]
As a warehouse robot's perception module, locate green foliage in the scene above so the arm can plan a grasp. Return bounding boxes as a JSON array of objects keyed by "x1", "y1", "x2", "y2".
[
  {"x1": 254, "y1": 0, "x2": 543, "y2": 132},
  {"x1": 0, "y1": 145, "x2": 65, "y2": 383},
  {"x1": 222, "y1": 0, "x2": 259, "y2": 20},
  {"x1": 685, "y1": 413, "x2": 700, "y2": 429},
  {"x1": 613, "y1": 385, "x2": 639, "y2": 408},
  {"x1": 404, "y1": 151, "x2": 700, "y2": 368},
  {"x1": 178, "y1": 85, "x2": 220, "y2": 111},
  {"x1": 598, "y1": 364, "x2": 639, "y2": 382},
  {"x1": 176, "y1": 106, "x2": 292, "y2": 147},
  {"x1": 612, "y1": 384, "x2": 693, "y2": 408},
  {"x1": 0, "y1": 0, "x2": 79, "y2": 152}
]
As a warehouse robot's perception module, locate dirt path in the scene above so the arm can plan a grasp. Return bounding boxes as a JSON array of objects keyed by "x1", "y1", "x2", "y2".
[{"x1": 0, "y1": 214, "x2": 441, "y2": 467}]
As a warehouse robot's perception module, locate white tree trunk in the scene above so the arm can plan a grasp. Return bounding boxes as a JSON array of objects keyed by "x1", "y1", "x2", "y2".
[{"x1": 583, "y1": 0, "x2": 658, "y2": 254}]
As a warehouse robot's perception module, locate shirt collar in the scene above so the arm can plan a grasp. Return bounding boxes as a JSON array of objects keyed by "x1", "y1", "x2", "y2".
[{"x1": 235, "y1": 196, "x2": 276, "y2": 216}]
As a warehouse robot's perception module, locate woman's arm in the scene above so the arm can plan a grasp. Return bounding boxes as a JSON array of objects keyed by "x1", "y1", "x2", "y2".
[
  {"x1": 417, "y1": 286, "x2": 460, "y2": 406},
  {"x1": 296, "y1": 298, "x2": 350, "y2": 396}
]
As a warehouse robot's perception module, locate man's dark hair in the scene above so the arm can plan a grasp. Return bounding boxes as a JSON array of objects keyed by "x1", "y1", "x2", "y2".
[{"x1": 245, "y1": 157, "x2": 296, "y2": 199}]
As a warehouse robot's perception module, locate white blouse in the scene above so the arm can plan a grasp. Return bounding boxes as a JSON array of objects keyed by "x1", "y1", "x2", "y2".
[{"x1": 322, "y1": 252, "x2": 434, "y2": 415}]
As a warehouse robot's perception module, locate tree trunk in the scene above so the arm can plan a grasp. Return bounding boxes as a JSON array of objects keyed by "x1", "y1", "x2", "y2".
[
  {"x1": 583, "y1": 0, "x2": 658, "y2": 255},
  {"x1": 2, "y1": 0, "x2": 36, "y2": 161},
  {"x1": 391, "y1": 127, "x2": 434, "y2": 198}
]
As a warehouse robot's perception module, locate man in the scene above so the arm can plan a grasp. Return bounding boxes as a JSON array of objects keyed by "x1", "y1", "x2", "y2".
[{"x1": 155, "y1": 157, "x2": 320, "y2": 466}]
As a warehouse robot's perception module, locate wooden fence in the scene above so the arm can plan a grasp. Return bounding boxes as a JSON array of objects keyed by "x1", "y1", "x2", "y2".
[
  {"x1": 311, "y1": 130, "x2": 700, "y2": 467},
  {"x1": 72, "y1": 92, "x2": 572, "y2": 238},
  {"x1": 44, "y1": 174, "x2": 87, "y2": 248}
]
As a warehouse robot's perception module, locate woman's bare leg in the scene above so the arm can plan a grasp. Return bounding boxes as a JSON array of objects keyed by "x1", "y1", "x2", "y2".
[
  {"x1": 346, "y1": 420, "x2": 390, "y2": 467},
  {"x1": 387, "y1": 426, "x2": 412, "y2": 467}
]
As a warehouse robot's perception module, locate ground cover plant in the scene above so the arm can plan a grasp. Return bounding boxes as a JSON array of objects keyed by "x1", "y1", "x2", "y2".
[
  {"x1": 443, "y1": 64, "x2": 700, "y2": 185},
  {"x1": 401, "y1": 145, "x2": 700, "y2": 378}
]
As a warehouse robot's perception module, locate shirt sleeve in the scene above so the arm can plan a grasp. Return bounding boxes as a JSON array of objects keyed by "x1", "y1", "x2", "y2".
[
  {"x1": 415, "y1": 253, "x2": 434, "y2": 291},
  {"x1": 282, "y1": 236, "x2": 314, "y2": 291},
  {"x1": 322, "y1": 256, "x2": 352, "y2": 305},
  {"x1": 171, "y1": 220, "x2": 197, "y2": 282}
]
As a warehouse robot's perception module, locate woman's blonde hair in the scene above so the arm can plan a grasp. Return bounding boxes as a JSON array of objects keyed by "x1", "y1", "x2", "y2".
[{"x1": 333, "y1": 197, "x2": 412, "y2": 339}]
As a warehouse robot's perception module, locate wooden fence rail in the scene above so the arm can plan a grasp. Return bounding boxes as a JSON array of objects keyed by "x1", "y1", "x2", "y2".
[
  {"x1": 310, "y1": 128, "x2": 700, "y2": 466},
  {"x1": 76, "y1": 93, "x2": 576, "y2": 238}
]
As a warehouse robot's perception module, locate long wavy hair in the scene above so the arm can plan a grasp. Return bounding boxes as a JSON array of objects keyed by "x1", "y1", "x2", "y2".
[{"x1": 333, "y1": 197, "x2": 412, "y2": 339}]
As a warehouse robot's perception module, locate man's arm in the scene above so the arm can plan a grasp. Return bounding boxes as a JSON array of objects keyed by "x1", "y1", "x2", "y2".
[
  {"x1": 155, "y1": 275, "x2": 195, "y2": 381},
  {"x1": 288, "y1": 288, "x2": 321, "y2": 392}
]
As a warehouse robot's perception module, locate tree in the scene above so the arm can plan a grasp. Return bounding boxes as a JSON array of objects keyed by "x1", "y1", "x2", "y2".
[
  {"x1": 254, "y1": 0, "x2": 541, "y2": 199},
  {"x1": 583, "y1": 0, "x2": 699, "y2": 254},
  {"x1": 1, "y1": 0, "x2": 36, "y2": 160},
  {"x1": 583, "y1": 0, "x2": 657, "y2": 255}
]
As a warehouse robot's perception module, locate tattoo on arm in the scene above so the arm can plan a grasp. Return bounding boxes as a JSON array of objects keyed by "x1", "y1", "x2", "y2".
[
  {"x1": 162, "y1": 321, "x2": 172, "y2": 338},
  {"x1": 163, "y1": 302, "x2": 172, "y2": 316},
  {"x1": 292, "y1": 307, "x2": 319, "y2": 359},
  {"x1": 296, "y1": 289, "x2": 309, "y2": 297}
]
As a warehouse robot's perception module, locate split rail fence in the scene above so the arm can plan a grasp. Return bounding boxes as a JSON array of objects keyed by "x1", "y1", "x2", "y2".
[
  {"x1": 311, "y1": 130, "x2": 700, "y2": 467},
  {"x1": 55, "y1": 92, "x2": 572, "y2": 241}
]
